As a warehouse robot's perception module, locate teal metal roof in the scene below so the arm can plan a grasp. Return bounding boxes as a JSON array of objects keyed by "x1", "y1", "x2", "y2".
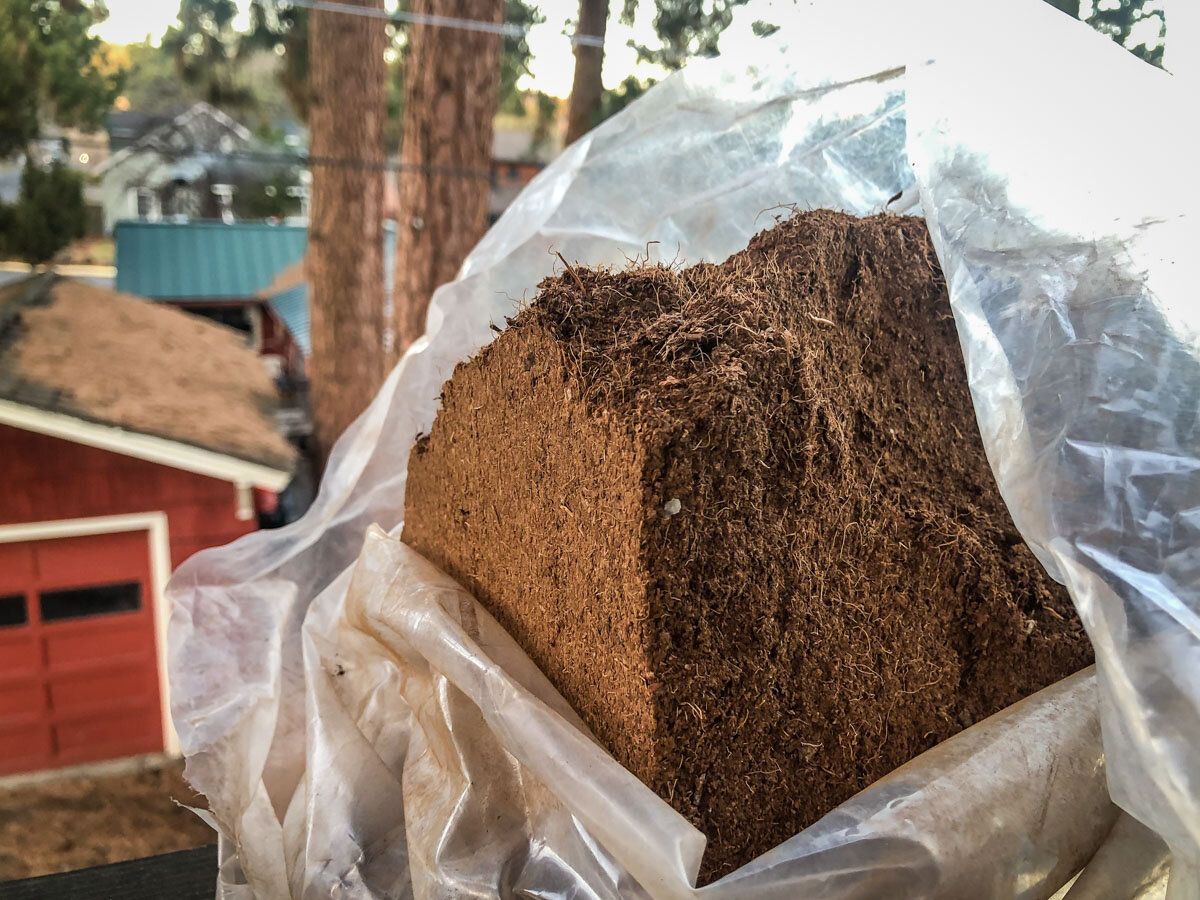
[
  {"x1": 263, "y1": 221, "x2": 397, "y2": 360},
  {"x1": 115, "y1": 220, "x2": 307, "y2": 300},
  {"x1": 267, "y1": 283, "x2": 310, "y2": 356}
]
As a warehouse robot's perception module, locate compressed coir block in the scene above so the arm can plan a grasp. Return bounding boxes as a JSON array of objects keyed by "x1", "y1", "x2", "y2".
[{"x1": 403, "y1": 211, "x2": 1093, "y2": 882}]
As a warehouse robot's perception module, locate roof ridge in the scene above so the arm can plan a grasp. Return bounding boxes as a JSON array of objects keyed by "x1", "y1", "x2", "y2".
[
  {"x1": 0, "y1": 274, "x2": 57, "y2": 348},
  {"x1": 115, "y1": 220, "x2": 306, "y2": 231}
]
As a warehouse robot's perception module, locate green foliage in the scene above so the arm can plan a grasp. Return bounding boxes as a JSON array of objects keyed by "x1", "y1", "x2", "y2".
[
  {"x1": 162, "y1": 0, "x2": 257, "y2": 113},
  {"x1": 598, "y1": 74, "x2": 652, "y2": 123},
  {"x1": 499, "y1": 0, "x2": 544, "y2": 115},
  {"x1": 1043, "y1": 0, "x2": 1083, "y2": 15},
  {"x1": 118, "y1": 4, "x2": 303, "y2": 131},
  {"x1": 620, "y1": 0, "x2": 750, "y2": 69},
  {"x1": 121, "y1": 39, "x2": 296, "y2": 131},
  {"x1": 1044, "y1": 0, "x2": 1165, "y2": 66},
  {"x1": 119, "y1": 39, "x2": 198, "y2": 113},
  {"x1": 0, "y1": 0, "x2": 124, "y2": 157},
  {"x1": 750, "y1": 19, "x2": 779, "y2": 38},
  {"x1": 237, "y1": 47, "x2": 304, "y2": 124},
  {"x1": 246, "y1": 0, "x2": 309, "y2": 120},
  {"x1": 249, "y1": 0, "x2": 541, "y2": 138},
  {"x1": 385, "y1": 53, "x2": 405, "y2": 152},
  {"x1": 0, "y1": 157, "x2": 86, "y2": 263},
  {"x1": 1087, "y1": 0, "x2": 1165, "y2": 66},
  {"x1": 534, "y1": 90, "x2": 558, "y2": 138},
  {"x1": 0, "y1": 203, "x2": 14, "y2": 256}
]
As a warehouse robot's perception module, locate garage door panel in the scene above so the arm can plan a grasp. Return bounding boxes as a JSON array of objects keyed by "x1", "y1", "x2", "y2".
[
  {"x1": 0, "y1": 633, "x2": 38, "y2": 674},
  {"x1": 0, "y1": 526, "x2": 163, "y2": 774},
  {"x1": 33, "y1": 533, "x2": 151, "y2": 589},
  {"x1": 54, "y1": 705, "x2": 161, "y2": 761},
  {"x1": 49, "y1": 665, "x2": 155, "y2": 713},
  {"x1": 0, "y1": 546, "x2": 33, "y2": 594},
  {"x1": 0, "y1": 674, "x2": 45, "y2": 719},
  {"x1": 44, "y1": 625, "x2": 151, "y2": 670},
  {"x1": 0, "y1": 721, "x2": 53, "y2": 776}
]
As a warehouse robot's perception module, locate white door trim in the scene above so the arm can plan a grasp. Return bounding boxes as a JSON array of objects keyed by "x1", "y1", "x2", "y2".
[{"x1": 0, "y1": 512, "x2": 180, "y2": 757}]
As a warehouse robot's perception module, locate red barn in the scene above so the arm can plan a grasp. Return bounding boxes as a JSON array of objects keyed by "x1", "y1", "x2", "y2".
[{"x1": 0, "y1": 275, "x2": 294, "y2": 776}]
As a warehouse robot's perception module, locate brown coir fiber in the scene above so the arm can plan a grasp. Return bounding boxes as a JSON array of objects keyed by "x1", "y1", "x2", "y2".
[{"x1": 403, "y1": 211, "x2": 1093, "y2": 882}]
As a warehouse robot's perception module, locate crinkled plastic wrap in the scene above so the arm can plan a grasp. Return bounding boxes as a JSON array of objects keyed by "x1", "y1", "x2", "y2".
[
  {"x1": 167, "y1": 1, "x2": 1194, "y2": 897},
  {"x1": 907, "y1": 2, "x2": 1198, "y2": 895}
]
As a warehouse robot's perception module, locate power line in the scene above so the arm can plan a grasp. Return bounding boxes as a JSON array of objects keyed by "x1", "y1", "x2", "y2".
[
  {"x1": 282, "y1": 0, "x2": 606, "y2": 48},
  {"x1": 23, "y1": 132, "x2": 540, "y2": 179}
]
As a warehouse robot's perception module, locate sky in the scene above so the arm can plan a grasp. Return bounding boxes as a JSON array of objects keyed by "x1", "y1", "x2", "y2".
[
  {"x1": 93, "y1": 0, "x2": 1185, "y2": 98},
  {"x1": 92, "y1": 0, "x2": 787, "y2": 98}
]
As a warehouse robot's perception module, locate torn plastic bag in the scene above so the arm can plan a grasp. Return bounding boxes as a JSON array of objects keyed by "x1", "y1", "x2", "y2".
[
  {"x1": 907, "y1": 1, "x2": 1199, "y2": 894},
  {"x1": 167, "y1": 0, "x2": 1197, "y2": 896},
  {"x1": 331, "y1": 527, "x2": 1114, "y2": 899}
]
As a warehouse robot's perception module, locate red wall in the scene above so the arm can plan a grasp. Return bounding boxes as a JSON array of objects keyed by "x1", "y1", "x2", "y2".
[
  {"x1": 259, "y1": 302, "x2": 305, "y2": 380},
  {"x1": 0, "y1": 425, "x2": 256, "y2": 569}
]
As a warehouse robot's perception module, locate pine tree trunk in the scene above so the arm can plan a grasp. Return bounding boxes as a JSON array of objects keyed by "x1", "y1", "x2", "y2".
[
  {"x1": 307, "y1": 0, "x2": 387, "y2": 462},
  {"x1": 392, "y1": 0, "x2": 504, "y2": 355},
  {"x1": 565, "y1": 0, "x2": 609, "y2": 146}
]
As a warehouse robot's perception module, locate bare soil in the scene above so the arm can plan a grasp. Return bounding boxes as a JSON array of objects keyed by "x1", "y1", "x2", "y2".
[
  {"x1": 405, "y1": 211, "x2": 1093, "y2": 882},
  {"x1": 0, "y1": 762, "x2": 213, "y2": 881}
]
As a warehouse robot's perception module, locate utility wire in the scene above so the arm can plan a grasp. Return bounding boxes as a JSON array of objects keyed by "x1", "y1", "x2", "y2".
[
  {"x1": 282, "y1": 0, "x2": 606, "y2": 47},
  {"x1": 22, "y1": 132, "x2": 539, "y2": 178}
]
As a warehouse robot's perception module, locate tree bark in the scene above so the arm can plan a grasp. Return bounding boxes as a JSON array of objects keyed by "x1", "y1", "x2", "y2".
[
  {"x1": 392, "y1": 0, "x2": 504, "y2": 355},
  {"x1": 307, "y1": 0, "x2": 387, "y2": 462},
  {"x1": 565, "y1": 0, "x2": 609, "y2": 146}
]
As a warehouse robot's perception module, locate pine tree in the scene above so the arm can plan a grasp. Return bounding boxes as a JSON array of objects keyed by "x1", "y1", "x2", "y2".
[
  {"x1": 0, "y1": 158, "x2": 86, "y2": 264},
  {"x1": 306, "y1": 0, "x2": 388, "y2": 459},
  {"x1": 0, "y1": 0, "x2": 123, "y2": 158},
  {"x1": 391, "y1": 0, "x2": 504, "y2": 354},
  {"x1": 565, "y1": 0, "x2": 609, "y2": 145}
]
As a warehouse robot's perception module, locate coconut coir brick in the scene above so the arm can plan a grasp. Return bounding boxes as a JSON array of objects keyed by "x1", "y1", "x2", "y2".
[{"x1": 403, "y1": 211, "x2": 1093, "y2": 882}]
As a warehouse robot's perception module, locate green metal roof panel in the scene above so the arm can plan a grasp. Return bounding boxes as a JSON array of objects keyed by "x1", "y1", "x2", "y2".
[
  {"x1": 260, "y1": 220, "x2": 397, "y2": 360},
  {"x1": 115, "y1": 220, "x2": 307, "y2": 300},
  {"x1": 267, "y1": 284, "x2": 311, "y2": 356}
]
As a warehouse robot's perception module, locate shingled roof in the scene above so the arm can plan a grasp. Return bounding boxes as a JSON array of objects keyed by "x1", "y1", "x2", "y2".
[{"x1": 0, "y1": 275, "x2": 296, "y2": 483}]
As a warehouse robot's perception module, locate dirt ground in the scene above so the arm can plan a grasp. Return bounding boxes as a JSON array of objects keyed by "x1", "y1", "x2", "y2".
[{"x1": 0, "y1": 761, "x2": 214, "y2": 881}]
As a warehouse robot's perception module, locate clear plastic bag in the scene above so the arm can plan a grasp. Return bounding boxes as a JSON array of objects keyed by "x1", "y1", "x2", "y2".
[
  {"x1": 332, "y1": 527, "x2": 1114, "y2": 899},
  {"x1": 908, "y1": 2, "x2": 1198, "y2": 894},
  {"x1": 167, "y1": 0, "x2": 1195, "y2": 896}
]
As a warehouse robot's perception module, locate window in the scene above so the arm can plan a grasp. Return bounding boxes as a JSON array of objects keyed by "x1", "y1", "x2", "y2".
[
  {"x1": 170, "y1": 185, "x2": 200, "y2": 219},
  {"x1": 186, "y1": 304, "x2": 253, "y2": 336},
  {"x1": 136, "y1": 187, "x2": 161, "y2": 221},
  {"x1": 0, "y1": 594, "x2": 26, "y2": 627},
  {"x1": 39, "y1": 582, "x2": 141, "y2": 623}
]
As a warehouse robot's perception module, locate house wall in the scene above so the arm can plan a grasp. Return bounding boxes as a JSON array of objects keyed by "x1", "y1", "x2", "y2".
[
  {"x1": 0, "y1": 425, "x2": 255, "y2": 569},
  {"x1": 100, "y1": 176, "x2": 141, "y2": 234},
  {"x1": 98, "y1": 104, "x2": 253, "y2": 233},
  {"x1": 259, "y1": 301, "x2": 304, "y2": 379}
]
